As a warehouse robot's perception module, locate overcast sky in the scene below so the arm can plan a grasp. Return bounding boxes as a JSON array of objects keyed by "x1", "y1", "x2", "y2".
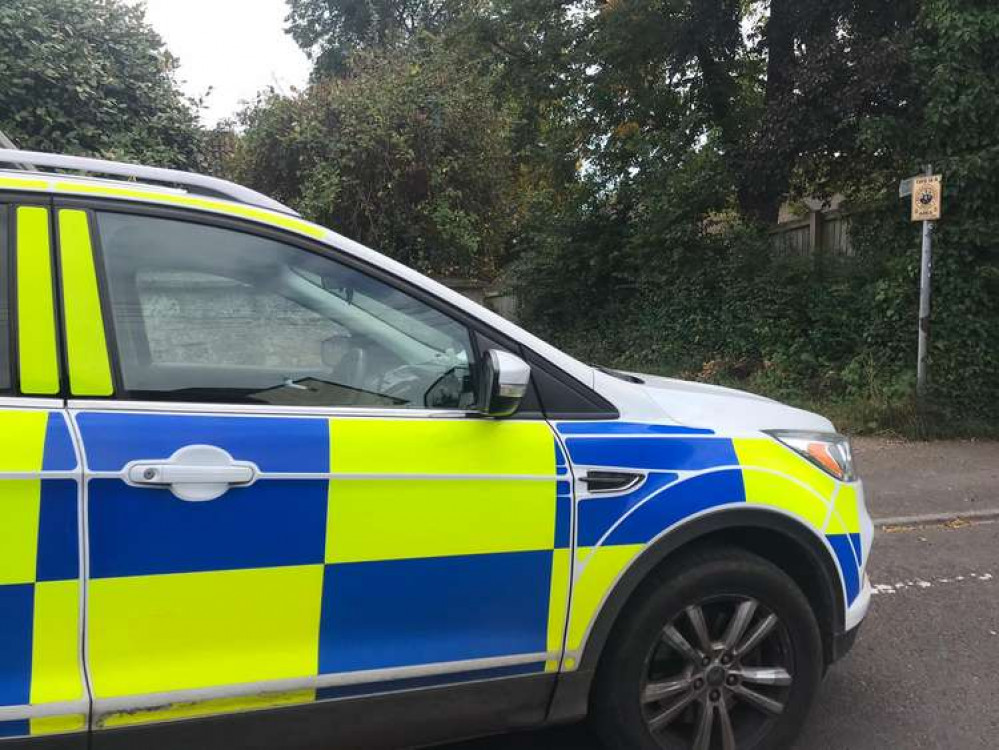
[{"x1": 134, "y1": 0, "x2": 312, "y2": 126}]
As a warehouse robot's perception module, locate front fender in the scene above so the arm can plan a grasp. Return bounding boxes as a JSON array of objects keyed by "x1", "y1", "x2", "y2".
[{"x1": 547, "y1": 506, "x2": 847, "y2": 723}]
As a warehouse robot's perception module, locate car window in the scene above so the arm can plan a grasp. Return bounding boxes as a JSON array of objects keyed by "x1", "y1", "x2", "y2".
[{"x1": 95, "y1": 212, "x2": 477, "y2": 409}]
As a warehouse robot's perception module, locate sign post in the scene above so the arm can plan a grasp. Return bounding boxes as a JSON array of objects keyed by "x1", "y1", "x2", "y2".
[{"x1": 900, "y1": 167, "x2": 942, "y2": 400}]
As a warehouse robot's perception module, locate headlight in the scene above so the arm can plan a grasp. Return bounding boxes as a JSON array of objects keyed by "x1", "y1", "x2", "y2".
[{"x1": 765, "y1": 430, "x2": 856, "y2": 482}]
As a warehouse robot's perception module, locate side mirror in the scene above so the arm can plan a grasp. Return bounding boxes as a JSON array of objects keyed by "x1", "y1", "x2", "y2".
[{"x1": 480, "y1": 349, "x2": 531, "y2": 418}]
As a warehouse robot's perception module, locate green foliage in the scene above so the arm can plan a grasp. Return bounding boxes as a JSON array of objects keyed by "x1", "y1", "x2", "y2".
[
  {"x1": 286, "y1": 0, "x2": 461, "y2": 76},
  {"x1": 480, "y1": 0, "x2": 917, "y2": 224},
  {"x1": 0, "y1": 0, "x2": 201, "y2": 167},
  {"x1": 232, "y1": 42, "x2": 523, "y2": 278},
  {"x1": 7, "y1": 0, "x2": 992, "y2": 434},
  {"x1": 512, "y1": 0, "x2": 999, "y2": 433}
]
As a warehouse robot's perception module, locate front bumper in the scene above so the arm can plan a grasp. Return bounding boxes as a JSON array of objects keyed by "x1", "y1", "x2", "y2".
[
  {"x1": 845, "y1": 572, "x2": 872, "y2": 632},
  {"x1": 833, "y1": 572, "x2": 871, "y2": 663},
  {"x1": 832, "y1": 619, "x2": 863, "y2": 662}
]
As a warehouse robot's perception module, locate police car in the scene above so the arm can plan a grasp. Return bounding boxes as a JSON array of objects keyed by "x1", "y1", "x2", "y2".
[{"x1": 0, "y1": 148, "x2": 871, "y2": 750}]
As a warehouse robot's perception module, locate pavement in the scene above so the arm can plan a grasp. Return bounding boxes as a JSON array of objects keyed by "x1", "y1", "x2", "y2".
[
  {"x1": 441, "y1": 439, "x2": 999, "y2": 750},
  {"x1": 852, "y1": 437, "x2": 999, "y2": 521}
]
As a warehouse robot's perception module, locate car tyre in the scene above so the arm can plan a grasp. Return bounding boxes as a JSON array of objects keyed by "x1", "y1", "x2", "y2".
[{"x1": 591, "y1": 547, "x2": 823, "y2": 750}]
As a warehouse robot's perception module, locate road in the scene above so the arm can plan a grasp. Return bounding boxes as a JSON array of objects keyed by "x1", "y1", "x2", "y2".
[{"x1": 443, "y1": 438, "x2": 999, "y2": 750}]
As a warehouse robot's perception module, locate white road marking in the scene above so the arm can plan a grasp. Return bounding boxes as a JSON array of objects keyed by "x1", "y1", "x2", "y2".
[{"x1": 871, "y1": 572, "x2": 994, "y2": 595}]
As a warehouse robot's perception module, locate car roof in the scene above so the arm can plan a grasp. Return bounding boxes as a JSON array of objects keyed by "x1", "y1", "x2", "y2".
[{"x1": 0, "y1": 168, "x2": 327, "y2": 240}]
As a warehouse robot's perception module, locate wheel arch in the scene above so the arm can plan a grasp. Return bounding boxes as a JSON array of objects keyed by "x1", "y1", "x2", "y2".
[{"x1": 548, "y1": 507, "x2": 846, "y2": 723}]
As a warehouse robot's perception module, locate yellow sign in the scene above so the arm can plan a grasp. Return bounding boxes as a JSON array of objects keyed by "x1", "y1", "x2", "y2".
[{"x1": 911, "y1": 175, "x2": 942, "y2": 221}]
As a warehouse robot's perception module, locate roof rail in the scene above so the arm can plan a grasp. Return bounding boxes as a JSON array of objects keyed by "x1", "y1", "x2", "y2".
[
  {"x1": 0, "y1": 148, "x2": 298, "y2": 216},
  {"x1": 0, "y1": 133, "x2": 36, "y2": 171}
]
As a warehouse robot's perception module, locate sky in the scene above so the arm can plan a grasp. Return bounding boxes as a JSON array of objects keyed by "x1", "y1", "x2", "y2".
[{"x1": 133, "y1": 0, "x2": 312, "y2": 126}]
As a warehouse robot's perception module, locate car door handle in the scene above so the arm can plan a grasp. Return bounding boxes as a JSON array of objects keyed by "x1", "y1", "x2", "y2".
[
  {"x1": 127, "y1": 463, "x2": 255, "y2": 486},
  {"x1": 123, "y1": 445, "x2": 258, "y2": 502}
]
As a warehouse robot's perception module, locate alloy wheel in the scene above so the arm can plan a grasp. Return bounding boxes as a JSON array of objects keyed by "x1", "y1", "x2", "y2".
[{"x1": 640, "y1": 596, "x2": 794, "y2": 750}]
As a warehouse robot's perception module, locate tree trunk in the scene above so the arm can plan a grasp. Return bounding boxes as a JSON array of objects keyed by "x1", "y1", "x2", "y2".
[{"x1": 735, "y1": 0, "x2": 796, "y2": 225}]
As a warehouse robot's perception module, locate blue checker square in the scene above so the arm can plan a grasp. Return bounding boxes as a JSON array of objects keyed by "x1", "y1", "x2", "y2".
[
  {"x1": 42, "y1": 413, "x2": 77, "y2": 472},
  {"x1": 828, "y1": 534, "x2": 861, "y2": 604},
  {"x1": 564, "y1": 436, "x2": 737, "y2": 472},
  {"x1": 0, "y1": 720, "x2": 29, "y2": 739},
  {"x1": 76, "y1": 412, "x2": 330, "y2": 473},
  {"x1": 319, "y1": 551, "x2": 553, "y2": 674},
  {"x1": 576, "y1": 471, "x2": 678, "y2": 547},
  {"x1": 0, "y1": 584, "x2": 34, "y2": 706},
  {"x1": 604, "y1": 469, "x2": 746, "y2": 547},
  {"x1": 36, "y1": 480, "x2": 80, "y2": 582},
  {"x1": 554, "y1": 493, "x2": 572, "y2": 549},
  {"x1": 88, "y1": 478, "x2": 329, "y2": 578}
]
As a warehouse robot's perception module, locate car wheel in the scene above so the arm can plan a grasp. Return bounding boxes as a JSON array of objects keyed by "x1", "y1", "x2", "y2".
[{"x1": 592, "y1": 547, "x2": 823, "y2": 750}]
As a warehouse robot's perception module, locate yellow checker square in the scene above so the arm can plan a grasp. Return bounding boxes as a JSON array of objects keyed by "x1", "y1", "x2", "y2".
[
  {"x1": 826, "y1": 511, "x2": 847, "y2": 537},
  {"x1": 734, "y1": 438, "x2": 836, "y2": 499},
  {"x1": 329, "y1": 419, "x2": 556, "y2": 476},
  {"x1": 0, "y1": 410, "x2": 49, "y2": 471},
  {"x1": 30, "y1": 715, "x2": 86, "y2": 736},
  {"x1": 31, "y1": 580, "x2": 84, "y2": 704},
  {"x1": 833, "y1": 484, "x2": 861, "y2": 534},
  {"x1": 739, "y1": 468, "x2": 830, "y2": 530},
  {"x1": 0, "y1": 480, "x2": 43, "y2": 585},
  {"x1": 88, "y1": 565, "x2": 324, "y2": 698},
  {"x1": 326, "y1": 478, "x2": 556, "y2": 563},
  {"x1": 545, "y1": 548, "x2": 571, "y2": 672},
  {"x1": 567, "y1": 544, "x2": 644, "y2": 652}
]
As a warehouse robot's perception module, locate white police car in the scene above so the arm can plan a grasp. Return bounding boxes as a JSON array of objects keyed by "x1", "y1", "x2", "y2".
[{"x1": 0, "y1": 148, "x2": 871, "y2": 750}]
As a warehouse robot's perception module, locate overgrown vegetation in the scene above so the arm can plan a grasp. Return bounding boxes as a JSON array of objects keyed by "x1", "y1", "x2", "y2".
[
  {"x1": 1, "y1": 0, "x2": 996, "y2": 435},
  {"x1": 501, "y1": 0, "x2": 999, "y2": 435},
  {"x1": 230, "y1": 42, "x2": 521, "y2": 279},
  {"x1": 0, "y1": 0, "x2": 202, "y2": 167}
]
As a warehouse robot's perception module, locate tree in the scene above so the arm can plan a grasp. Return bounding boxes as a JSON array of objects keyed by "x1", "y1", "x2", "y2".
[
  {"x1": 286, "y1": 0, "x2": 462, "y2": 76},
  {"x1": 232, "y1": 43, "x2": 521, "y2": 279},
  {"x1": 0, "y1": 0, "x2": 201, "y2": 168},
  {"x1": 479, "y1": 0, "x2": 917, "y2": 224}
]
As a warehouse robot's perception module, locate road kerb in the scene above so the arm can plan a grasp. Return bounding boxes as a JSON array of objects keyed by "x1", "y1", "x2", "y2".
[{"x1": 874, "y1": 507, "x2": 999, "y2": 529}]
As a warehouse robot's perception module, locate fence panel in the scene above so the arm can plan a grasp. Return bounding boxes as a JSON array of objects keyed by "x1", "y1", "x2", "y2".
[{"x1": 771, "y1": 210, "x2": 853, "y2": 259}]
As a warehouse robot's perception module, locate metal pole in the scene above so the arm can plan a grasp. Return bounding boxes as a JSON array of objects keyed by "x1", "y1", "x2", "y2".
[{"x1": 916, "y1": 164, "x2": 933, "y2": 400}]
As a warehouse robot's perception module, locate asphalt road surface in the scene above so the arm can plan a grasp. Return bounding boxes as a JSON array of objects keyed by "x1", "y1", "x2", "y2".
[{"x1": 444, "y1": 520, "x2": 999, "y2": 750}]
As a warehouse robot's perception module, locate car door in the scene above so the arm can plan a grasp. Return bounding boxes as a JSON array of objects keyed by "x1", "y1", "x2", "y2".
[
  {"x1": 59, "y1": 204, "x2": 571, "y2": 743},
  {"x1": 0, "y1": 200, "x2": 87, "y2": 745}
]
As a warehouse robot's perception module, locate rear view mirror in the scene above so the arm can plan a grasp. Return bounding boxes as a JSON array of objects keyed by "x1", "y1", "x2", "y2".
[{"x1": 479, "y1": 350, "x2": 531, "y2": 418}]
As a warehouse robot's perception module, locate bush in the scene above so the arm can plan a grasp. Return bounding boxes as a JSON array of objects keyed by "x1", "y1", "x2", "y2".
[
  {"x1": 231, "y1": 42, "x2": 522, "y2": 280},
  {"x1": 0, "y1": 0, "x2": 201, "y2": 167}
]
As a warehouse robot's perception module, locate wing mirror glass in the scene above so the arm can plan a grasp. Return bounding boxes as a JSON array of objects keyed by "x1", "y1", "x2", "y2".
[{"x1": 479, "y1": 349, "x2": 531, "y2": 418}]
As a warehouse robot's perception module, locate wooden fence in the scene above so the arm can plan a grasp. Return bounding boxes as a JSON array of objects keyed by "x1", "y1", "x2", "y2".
[
  {"x1": 770, "y1": 209, "x2": 854, "y2": 260},
  {"x1": 440, "y1": 278, "x2": 519, "y2": 322}
]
